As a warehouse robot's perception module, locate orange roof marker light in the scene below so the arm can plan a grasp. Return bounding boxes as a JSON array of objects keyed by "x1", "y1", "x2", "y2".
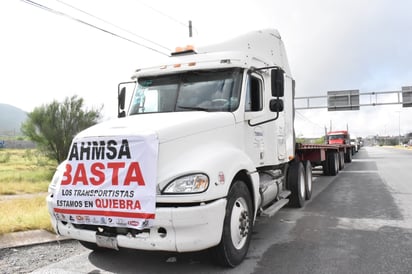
[{"x1": 171, "y1": 45, "x2": 197, "y2": 56}]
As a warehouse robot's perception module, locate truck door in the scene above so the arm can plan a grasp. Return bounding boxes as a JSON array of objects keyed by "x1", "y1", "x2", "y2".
[
  {"x1": 244, "y1": 71, "x2": 289, "y2": 167},
  {"x1": 244, "y1": 73, "x2": 265, "y2": 166},
  {"x1": 244, "y1": 72, "x2": 287, "y2": 166}
]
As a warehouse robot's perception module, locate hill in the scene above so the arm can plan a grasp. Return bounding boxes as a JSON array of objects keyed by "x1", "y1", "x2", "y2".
[{"x1": 0, "y1": 103, "x2": 28, "y2": 136}]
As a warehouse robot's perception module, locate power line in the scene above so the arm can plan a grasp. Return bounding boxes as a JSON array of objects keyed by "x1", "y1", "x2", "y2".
[
  {"x1": 137, "y1": 1, "x2": 198, "y2": 36},
  {"x1": 295, "y1": 110, "x2": 325, "y2": 130},
  {"x1": 20, "y1": 0, "x2": 169, "y2": 56},
  {"x1": 55, "y1": 0, "x2": 170, "y2": 51},
  {"x1": 138, "y1": 1, "x2": 188, "y2": 28}
]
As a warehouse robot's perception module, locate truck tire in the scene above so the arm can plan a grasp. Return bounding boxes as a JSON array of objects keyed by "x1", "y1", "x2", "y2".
[
  {"x1": 322, "y1": 159, "x2": 329, "y2": 175},
  {"x1": 287, "y1": 160, "x2": 305, "y2": 207},
  {"x1": 303, "y1": 160, "x2": 312, "y2": 200},
  {"x1": 212, "y1": 180, "x2": 253, "y2": 267},
  {"x1": 344, "y1": 149, "x2": 352, "y2": 163},
  {"x1": 327, "y1": 151, "x2": 338, "y2": 176},
  {"x1": 339, "y1": 151, "x2": 345, "y2": 170}
]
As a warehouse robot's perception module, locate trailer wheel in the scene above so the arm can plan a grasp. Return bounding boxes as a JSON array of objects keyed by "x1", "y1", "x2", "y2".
[
  {"x1": 339, "y1": 151, "x2": 345, "y2": 170},
  {"x1": 344, "y1": 149, "x2": 352, "y2": 163},
  {"x1": 303, "y1": 160, "x2": 312, "y2": 200},
  {"x1": 212, "y1": 180, "x2": 253, "y2": 267},
  {"x1": 327, "y1": 152, "x2": 338, "y2": 176},
  {"x1": 287, "y1": 160, "x2": 305, "y2": 207},
  {"x1": 322, "y1": 159, "x2": 329, "y2": 175}
]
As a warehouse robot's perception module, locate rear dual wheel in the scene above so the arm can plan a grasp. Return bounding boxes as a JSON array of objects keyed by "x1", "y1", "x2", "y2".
[
  {"x1": 322, "y1": 151, "x2": 339, "y2": 176},
  {"x1": 339, "y1": 151, "x2": 345, "y2": 170},
  {"x1": 303, "y1": 160, "x2": 313, "y2": 200},
  {"x1": 345, "y1": 149, "x2": 353, "y2": 163}
]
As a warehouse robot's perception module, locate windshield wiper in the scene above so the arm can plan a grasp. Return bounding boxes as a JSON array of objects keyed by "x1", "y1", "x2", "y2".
[{"x1": 176, "y1": 105, "x2": 208, "y2": 111}]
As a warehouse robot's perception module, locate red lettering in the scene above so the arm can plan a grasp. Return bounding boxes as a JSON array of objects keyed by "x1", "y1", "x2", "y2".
[
  {"x1": 73, "y1": 163, "x2": 88, "y2": 185},
  {"x1": 61, "y1": 164, "x2": 72, "y2": 185},
  {"x1": 90, "y1": 162, "x2": 105, "y2": 185},
  {"x1": 107, "y1": 162, "x2": 125, "y2": 185},
  {"x1": 95, "y1": 199, "x2": 102, "y2": 207},
  {"x1": 124, "y1": 162, "x2": 146, "y2": 186},
  {"x1": 134, "y1": 200, "x2": 141, "y2": 210},
  {"x1": 113, "y1": 199, "x2": 119, "y2": 208},
  {"x1": 94, "y1": 198, "x2": 141, "y2": 210},
  {"x1": 59, "y1": 161, "x2": 147, "y2": 186}
]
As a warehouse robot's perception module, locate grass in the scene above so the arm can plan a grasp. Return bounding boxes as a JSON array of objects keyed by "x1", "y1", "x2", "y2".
[
  {"x1": 0, "y1": 194, "x2": 53, "y2": 234},
  {"x1": 0, "y1": 149, "x2": 55, "y2": 195},
  {"x1": 0, "y1": 148, "x2": 57, "y2": 234}
]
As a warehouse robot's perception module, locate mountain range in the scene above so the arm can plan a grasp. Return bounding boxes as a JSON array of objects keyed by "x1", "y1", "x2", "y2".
[{"x1": 0, "y1": 103, "x2": 28, "y2": 136}]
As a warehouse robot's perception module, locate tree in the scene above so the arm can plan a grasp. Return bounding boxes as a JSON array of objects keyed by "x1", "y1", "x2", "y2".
[{"x1": 21, "y1": 95, "x2": 102, "y2": 163}]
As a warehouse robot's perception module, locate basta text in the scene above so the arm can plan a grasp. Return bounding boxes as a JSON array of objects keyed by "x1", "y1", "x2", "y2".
[{"x1": 61, "y1": 162, "x2": 146, "y2": 186}]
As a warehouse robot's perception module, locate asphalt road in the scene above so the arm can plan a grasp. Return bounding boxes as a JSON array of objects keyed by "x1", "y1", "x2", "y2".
[{"x1": 24, "y1": 146, "x2": 412, "y2": 273}]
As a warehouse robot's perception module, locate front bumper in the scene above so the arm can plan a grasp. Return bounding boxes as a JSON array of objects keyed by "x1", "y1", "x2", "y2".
[{"x1": 47, "y1": 194, "x2": 226, "y2": 252}]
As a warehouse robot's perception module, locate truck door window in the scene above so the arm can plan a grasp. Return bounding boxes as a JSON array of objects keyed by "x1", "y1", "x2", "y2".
[{"x1": 245, "y1": 75, "x2": 263, "y2": 112}]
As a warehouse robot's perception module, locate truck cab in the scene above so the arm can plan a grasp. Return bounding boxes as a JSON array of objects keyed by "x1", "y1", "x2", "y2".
[{"x1": 327, "y1": 130, "x2": 351, "y2": 145}]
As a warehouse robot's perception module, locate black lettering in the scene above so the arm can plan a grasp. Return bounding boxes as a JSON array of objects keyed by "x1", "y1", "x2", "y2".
[
  {"x1": 106, "y1": 140, "x2": 117, "y2": 160},
  {"x1": 61, "y1": 189, "x2": 72, "y2": 196},
  {"x1": 57, "y1": 200, "x2": 83, "y2": 207},
  {"x1": 85, "y1": 201, "x2": 93, "y2": 207},
  {"x1": 80, "y1": 142, "x2": 91, "y2": 160},
  {"x1": 118, "y1": 139, "x2": 131, "y2": 159},
  {"x1": 91, "y1": 141, "x2": 105, "y2": 160},
  {"x1": 68, "y1": 143, "x2": 79, "y2": 160}
]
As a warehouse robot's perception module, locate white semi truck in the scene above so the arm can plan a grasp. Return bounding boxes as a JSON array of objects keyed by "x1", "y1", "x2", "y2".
[{"x1": 47, "y1": 29, "x2": 318, "y2": 267}]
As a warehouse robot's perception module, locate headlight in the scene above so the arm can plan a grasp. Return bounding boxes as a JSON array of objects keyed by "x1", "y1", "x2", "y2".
[
  {"x1": 162, "y1": 174, "x2": 209, "y2": 194},
  {"x1": 48, "y1": 161, "x2": 67, "y2": 194}
]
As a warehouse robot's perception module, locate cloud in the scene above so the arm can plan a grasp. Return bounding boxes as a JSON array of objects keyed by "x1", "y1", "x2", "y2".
[{"x1": 1, "y1": 0, "x2": 411, "y2": 138}]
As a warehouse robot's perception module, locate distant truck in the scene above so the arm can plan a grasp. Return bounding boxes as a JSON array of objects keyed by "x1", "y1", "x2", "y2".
[
  {"x1": 327, "y1": 130, "x2": 350, "y2": 145},
  {"x1": 350, "y1": 137, "x2": 360, "y2": 152},
  {"x1": 47, "y1": 29, "x2": 351, "y2": 267},
  {"x1": 326, "y1": 130, "x2": 355, "y2": 162}
]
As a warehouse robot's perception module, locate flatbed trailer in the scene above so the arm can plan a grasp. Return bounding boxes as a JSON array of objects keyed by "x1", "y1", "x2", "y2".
[{"x1": 296, "y1": 143, "x2": 353, "y2": 176}]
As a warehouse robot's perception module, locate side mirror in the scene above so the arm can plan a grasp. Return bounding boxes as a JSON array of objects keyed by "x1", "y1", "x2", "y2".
[
  {"x1": 270, "y1": 98, "x2": 284, "y2": 112},
  {"x1": 271, "y1": 68, "x2": 284, "y2": 97},
  {"x1": 118, "y1": 87, "x2": 126, "y2": 118}
]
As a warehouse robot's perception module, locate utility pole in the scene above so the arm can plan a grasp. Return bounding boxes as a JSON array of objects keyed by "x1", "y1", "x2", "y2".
[
  {"x1": 396, "y1": 111, "x2": 401, "y2": 145},
  {"x1": 188, "y1": 20, "x2": 192, "y2": 38}
]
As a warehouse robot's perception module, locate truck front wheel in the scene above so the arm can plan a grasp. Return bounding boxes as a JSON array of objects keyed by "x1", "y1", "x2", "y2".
[
  {"x1": 287, "y1": 160, "x2": 305, "y2": 207},
  {"x1": 212, "y1": 180, "x2": 253, "y2": 267}
]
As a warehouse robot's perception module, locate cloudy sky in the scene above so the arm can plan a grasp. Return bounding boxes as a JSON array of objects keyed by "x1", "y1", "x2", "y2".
[{"x1": 1, "y1": 0, "x2": 412, "y2": 138}]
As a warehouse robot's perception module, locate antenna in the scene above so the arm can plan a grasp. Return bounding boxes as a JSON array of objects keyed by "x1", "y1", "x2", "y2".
[{"x1": 189, "y1": 20, "x2": 193, "y2": 38}]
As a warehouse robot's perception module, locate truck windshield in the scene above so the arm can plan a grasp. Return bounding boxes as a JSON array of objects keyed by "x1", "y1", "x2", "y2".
[
  {"x1": 328, "y1": 135, "x2": 346, "y2": 140},
  {"x1": 129, "y1": 68, "x2": 242, "y2": 115}
]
